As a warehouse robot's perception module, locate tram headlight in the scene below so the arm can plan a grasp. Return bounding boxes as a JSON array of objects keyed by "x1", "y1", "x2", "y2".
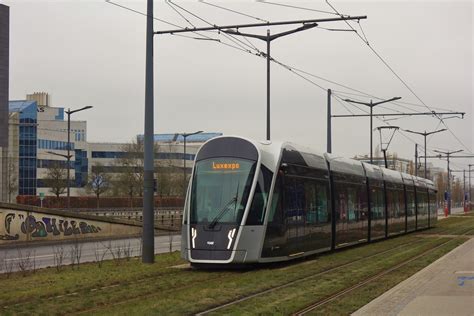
[
  {"x1": 227, "y1": 228, "x2": 236, "y2": 250},
  {"x1": 191, "y1": 227, "x2": 197, "y2": 249}
]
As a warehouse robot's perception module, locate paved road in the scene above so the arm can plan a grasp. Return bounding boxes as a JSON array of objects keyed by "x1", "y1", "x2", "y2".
[{"x1": 0, "y1": 234, "x2": 181, "y2": 273}]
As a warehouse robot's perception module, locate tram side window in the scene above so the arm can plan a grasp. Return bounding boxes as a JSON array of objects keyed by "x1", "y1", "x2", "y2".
[
  {"x1": 387, "y1": 188, "x2": 401, "y2": 218},
  {"x1": 429, "y1": 191, "x2": 437, "y2": 215},
  {"x1": 398, "y1": 189, "x2": 406, "y2": 216},
  {"x1": 371, "y1": 186, "x2": 385, "y2": 219},
  {"x1": 284, "y1": 177, "x2": 305, "y2": 221},
  {"x1": 334, "y1": 179, "x2": 367, "y2": 223},
  {"x1": 305, "y1": 180, "x2": 329, "y2": 224},
  {"x1": 246, "y1": 165, "x2": 273, "y2": 225},
  {"x1": 266, "y1": 173, "x2": 283, "y2": 225},
  {"x1": 406, "y1": 189, "x2": 415, "y2": 216}
]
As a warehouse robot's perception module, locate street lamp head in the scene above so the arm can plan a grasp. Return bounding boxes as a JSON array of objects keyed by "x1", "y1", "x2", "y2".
[{"x1": 67, "y1": 106, "x2": 94, "y2": 115}]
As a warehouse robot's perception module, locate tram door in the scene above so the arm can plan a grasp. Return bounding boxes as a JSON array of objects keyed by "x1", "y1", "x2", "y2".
[{"x1": 284, "y1": 177, "x2": 305, "y2": 255}]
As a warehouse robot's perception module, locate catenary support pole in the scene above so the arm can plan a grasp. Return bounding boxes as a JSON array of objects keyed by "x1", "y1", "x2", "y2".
[
  {"x1": 415, "y1": 143, "x2": 418, "y2": 177},
  {"x1": 370, "y1": 101, "x2": 373, "y2": 164},
  {"x1": 469, "y1": 165, "x2": 473, "y2": 209},
  {"x1": 424, "y1": 133, "x2": 427, "y2": 179},
  {"x1": 343, "y1": 97, "x2": 401, "y2": 165},
  {"x1": 183, "y1": 136, "x2": 187, "y2": 196},
  {"x1": 266, "y1": 30, "x2": 270, "y2": 141},
  {"x1": 327, "y1": 89, "x2": 332, "y2": 153},
  {"x1": 433, "y1": 149, "x2": 463, "y2": 215},
  {"x1": 67, "y1": 110, "x2": 71, "y2": 210},
  {"x1": 463, "y1": 169, "x2": 466, "y2": 208},
  {"x1": 142, "y1": 0, "x2": 155, "y2": 264},
  {"x1": 405, "y1": 129, "x2": 446, "y2": 179}
]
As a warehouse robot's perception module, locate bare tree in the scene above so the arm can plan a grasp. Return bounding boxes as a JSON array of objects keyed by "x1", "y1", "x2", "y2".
[
  {"x1": 7, "y1": 157, "x2": 18, "y2": 203},
  {"x1": 155, "y1": 142, "x2": 184, "y2": 197},
  {"x1": 436, "y1": 172, "x2": 447, "y2": 203},
  {"x1": 86, "y1": 163, "x2": 110, "y2": 208},
  {"x1": 16, "y1": 248, "x2": 35, "y2": 276},
  {"x1": 69, "y1": 238, "x2": 83, "y2": 270},
  {"x1": 2, "y1": 252, "x2": 14, "y2": 278},
  {"x1": 94, "y1": 242, "x2": 107, "y2": 268},
  {"x1": 123, "y1": 242, "x2": 133, "y2": 261},
  {"x1": 114, "y1": 138, "x2": 162, "y2": 205},
  {"x1": 45, "y1": 161, "x2": 67, "y2": 198},
  {"x1": 452, "y1": 178, "x2": 463, "y2": 207},
  {"x1": 52, "y1": 245, "x2": 66, "y2": 272},
  {"x1": 115, "y1": 139, "x2": 145, "y2": 207}
]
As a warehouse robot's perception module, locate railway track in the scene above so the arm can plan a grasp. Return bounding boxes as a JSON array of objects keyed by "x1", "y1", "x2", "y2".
[
  {"x1": 292, "y1": 229, "x2": 472, "y2": 315},
  {"x1": 194, "y1": 238, "x2": 424, "y2": 316}
]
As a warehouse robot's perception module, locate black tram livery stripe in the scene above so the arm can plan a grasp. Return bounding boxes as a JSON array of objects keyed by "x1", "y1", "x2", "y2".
[{"x1": 196, "y1": 137, "x2": 259, "y2": 162}]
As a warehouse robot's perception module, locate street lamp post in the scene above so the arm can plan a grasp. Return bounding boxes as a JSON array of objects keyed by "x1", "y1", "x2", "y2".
[
  {"x1": 63, "y1": 106, "x2": 93, "y2": 209},
  {"x1": 179, "y1": 131, "x2": 203, "y2": 196},
  {"x1": 46, "y1": 151, "x2": 73, "y2": 207},
  {"x1": 404, "y1": 129, "x2": 446, "y2": 179},
  {"x1": 343, "y1": 97, "x2": 401, "y2": 164}
]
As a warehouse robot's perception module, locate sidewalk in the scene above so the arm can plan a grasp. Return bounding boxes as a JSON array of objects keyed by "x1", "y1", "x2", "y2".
[{"x1": 353, "y1": 237, "x2": 474, "y2": 316}]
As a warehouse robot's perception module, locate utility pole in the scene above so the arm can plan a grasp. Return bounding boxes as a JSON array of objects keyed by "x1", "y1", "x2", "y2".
[
  {"x1": 469, "y1": 164, "x2": 473, "y2": 211},
  {"x1": 464, "y1": 169, "x2": 466, "y2": 208},
  {"x1": 404, "y1": 129, "x2": 446, "y2": 179},
  {"x1": 434, "y1": 149, "x2": 463, "y2": 215},
  {"x1": 415, "y1": 144, "x2": 418, "y2": 177},
  {"x1": 467, "y1": 164, "x2": 474, "y2": 210},
  {"x1": 327, "y1": 89, "x2": 332, "y2": 153},
  {"x1": 224, "y1": 24, "x2": 318, "y2": 140},
  {"x1": 344, "y1": 97, "x2": 401, "y2": 164},
  {"x1": 142, "y1": 0, "x2": 154, "y2": 264},
  {"x1": 154, "y1": 16, "x2": 367, "y2": 141}
]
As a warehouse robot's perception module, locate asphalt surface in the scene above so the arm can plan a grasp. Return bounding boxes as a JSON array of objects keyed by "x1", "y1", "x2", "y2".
[{"x1": 0, "y1": 234, "x2": 181, "y2": 273}]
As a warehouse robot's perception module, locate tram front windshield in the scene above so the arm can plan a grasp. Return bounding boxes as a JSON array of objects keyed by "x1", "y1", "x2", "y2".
[{"x1": 190, "y1": 158, "x2": 256, "y2": 226}]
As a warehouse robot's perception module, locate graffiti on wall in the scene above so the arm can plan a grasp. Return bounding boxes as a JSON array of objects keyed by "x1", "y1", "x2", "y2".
[{"x1": 1, "y1": 212, "x2": 102, "y2": 240}]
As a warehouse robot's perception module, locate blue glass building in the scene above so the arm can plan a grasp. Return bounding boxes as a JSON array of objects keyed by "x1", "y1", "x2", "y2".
[{"x1": 9, "y1": 100, "x2": 38, "y2": 195}]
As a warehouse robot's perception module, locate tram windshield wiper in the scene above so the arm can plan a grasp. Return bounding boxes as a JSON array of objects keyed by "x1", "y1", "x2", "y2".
[
  {"x1": 208, "y1": 183, "x2": 240, "y2": 229},
  {"x1": 207, "y1": 196, "x2": 238, "y2": 229}
]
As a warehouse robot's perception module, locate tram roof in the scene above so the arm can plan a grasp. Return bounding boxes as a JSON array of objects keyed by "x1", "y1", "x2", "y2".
[{"x1": 324, "y1": 153, "x2": 365, "y2": 177}]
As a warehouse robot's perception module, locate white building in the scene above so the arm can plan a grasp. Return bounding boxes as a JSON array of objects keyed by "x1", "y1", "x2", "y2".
[{"x1": 6, "y1": 94, "x2": 221, "y2": 198}]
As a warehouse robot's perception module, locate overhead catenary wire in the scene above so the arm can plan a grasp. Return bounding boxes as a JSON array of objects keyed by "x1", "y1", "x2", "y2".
[
  {"x1": 106, "y1": 0, "x2": 454, "y2": 118},
  {"x1": 106, "y1": 0, "x2": 470, "y2": 160},
  {"x1": 105, "y1": 0, "x2": 255, "y2": 53},
  {"x1": 165, "y1": 0, "x2": 196, "y2": 27},
  {"x1": 325, "y1": 0, "x2": 472, "y2": 154},
  {"x1": 167, "y1": 0, "x2": 260, "y2": 53},
  {"x1": 256, "y1": 0, "x2": 344, "y2": 17},
  {"x1": 199, "y1": 0, "x2": 269, "y2": 23}
]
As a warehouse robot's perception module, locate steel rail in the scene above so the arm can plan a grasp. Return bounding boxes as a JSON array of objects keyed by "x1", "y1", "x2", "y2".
[
  {"x1": 195, "y1": 238, "x2": 423, "y2": 315},
  {"x1": 294, "y1": 233, "x2": 470, "y2": 315}
]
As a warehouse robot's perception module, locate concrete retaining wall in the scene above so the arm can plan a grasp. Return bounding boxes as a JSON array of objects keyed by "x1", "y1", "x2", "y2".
[{"x1": 0, "y1": 202, "x2": 142, "y2": 244}]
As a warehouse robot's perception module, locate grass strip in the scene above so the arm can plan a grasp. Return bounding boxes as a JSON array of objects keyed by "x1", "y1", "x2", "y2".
[
  {"x1": 205, "y1": 237, "x2": 459, "y2": 315},
  {"x1": 308, "y1": 237, "x2": 467, "y2": 315},
  {"x1": 1, "y1": 215, "x2": 472, "y2": 315}
]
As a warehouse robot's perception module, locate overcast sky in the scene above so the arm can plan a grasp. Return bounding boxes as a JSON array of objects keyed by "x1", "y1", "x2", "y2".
[{"x1": 2, "y1": 0, "x2": 473, "y2": 174}]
